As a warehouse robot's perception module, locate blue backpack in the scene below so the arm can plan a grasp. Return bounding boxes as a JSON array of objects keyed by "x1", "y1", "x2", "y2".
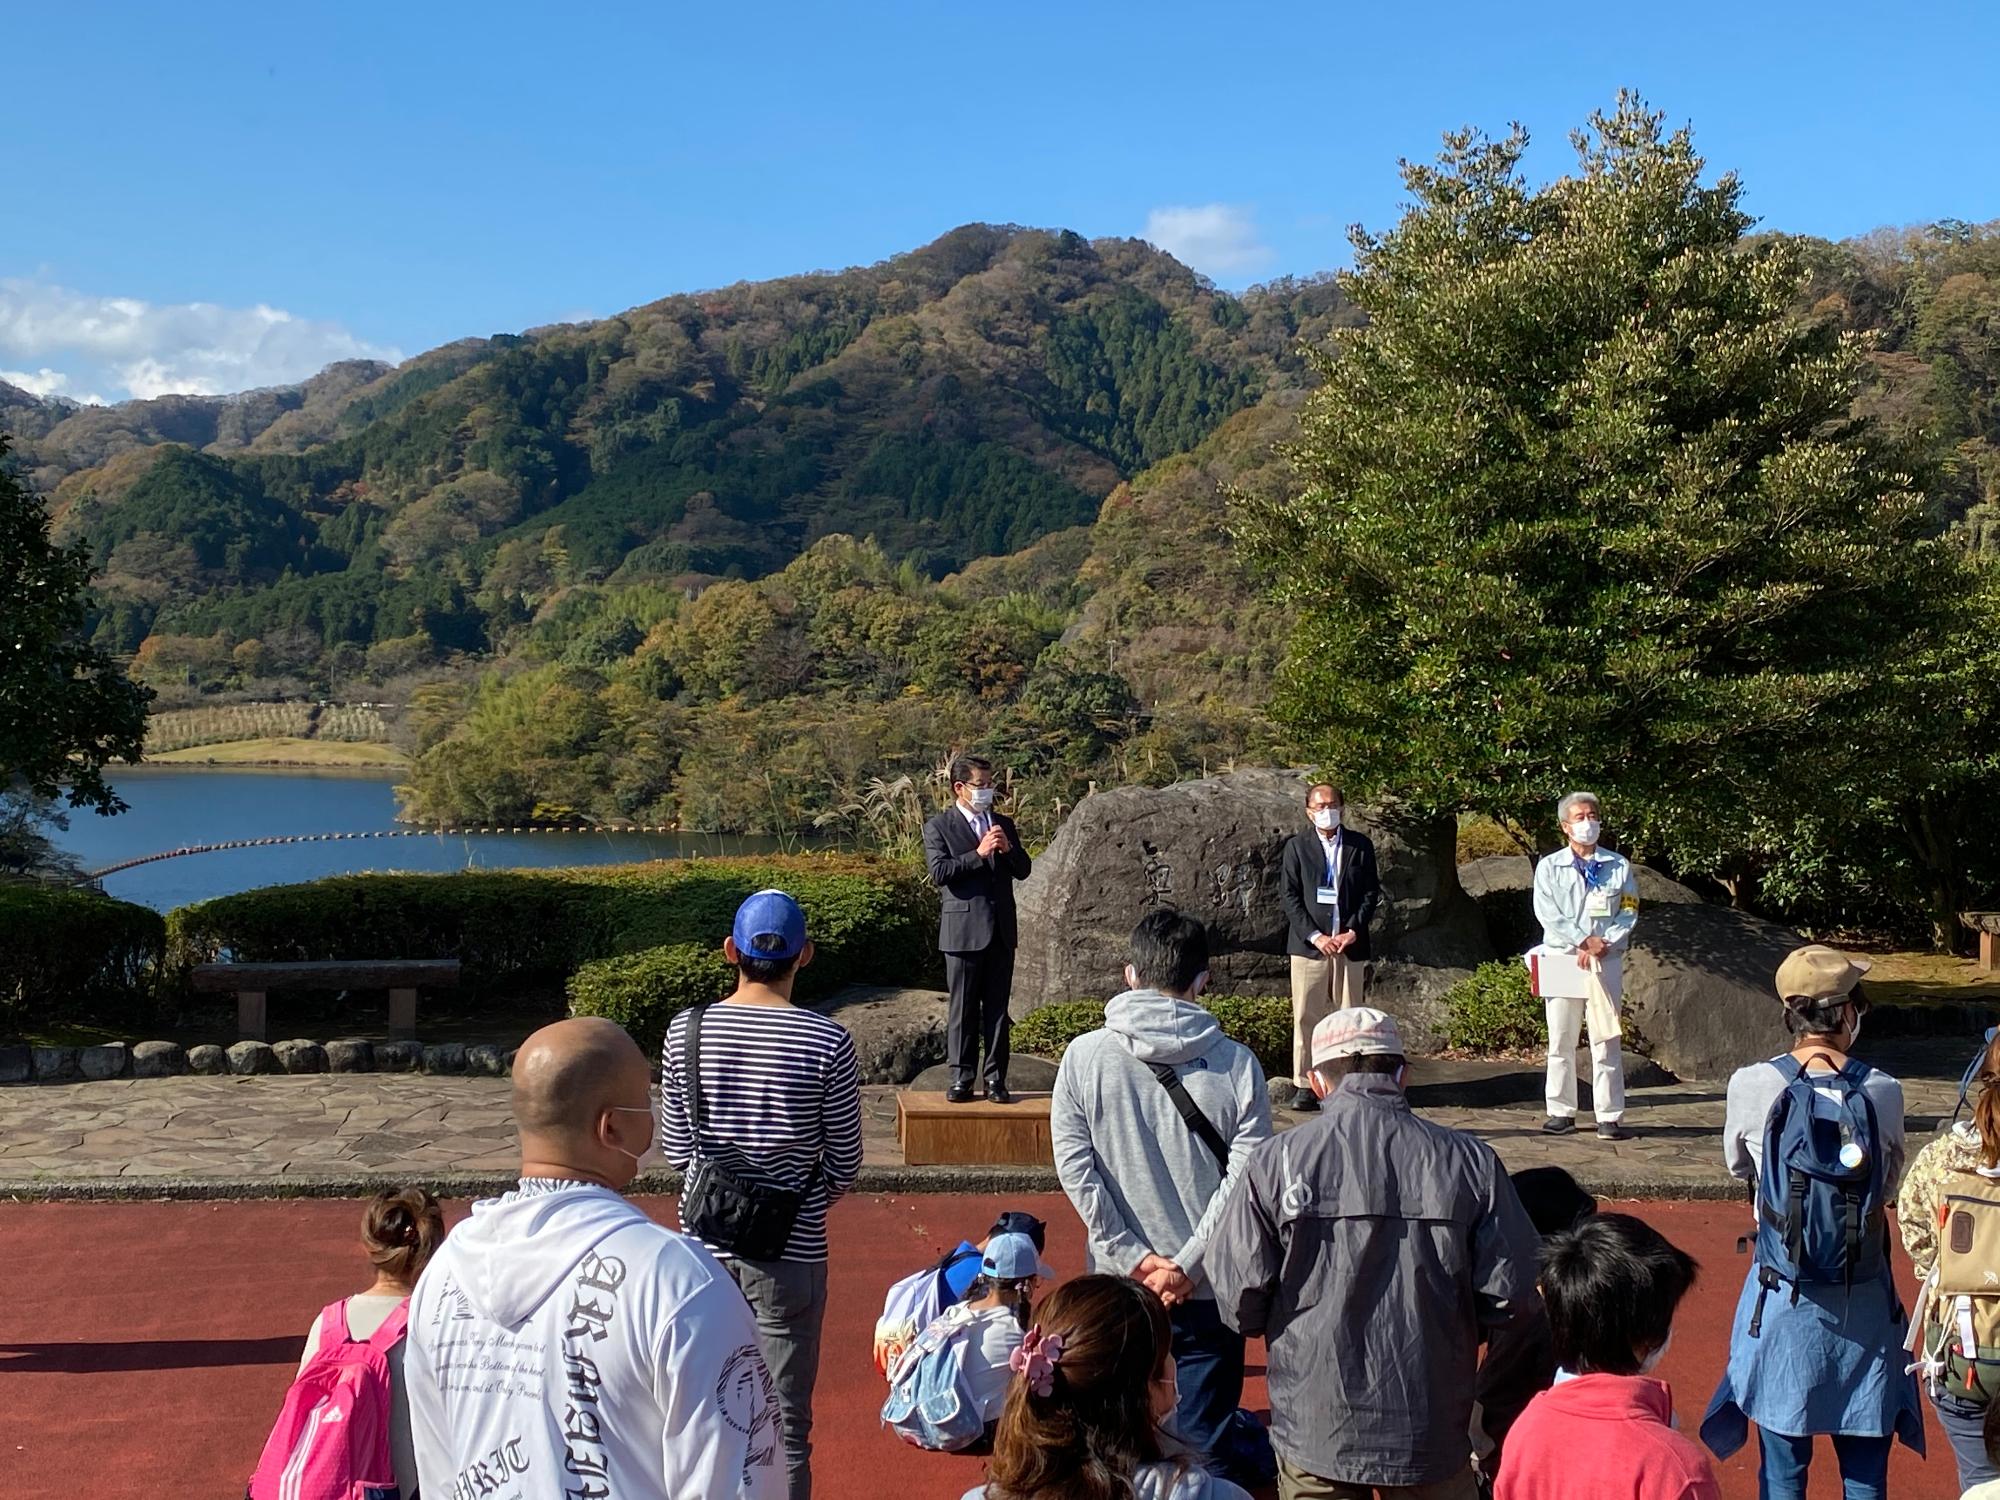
[
  {"x1": 880, "y1": 1312, "x2": 985, "y2": 1452},
  {"x1": 1748, "y1": 1052, "x2": 1887, "y2": 1335}
]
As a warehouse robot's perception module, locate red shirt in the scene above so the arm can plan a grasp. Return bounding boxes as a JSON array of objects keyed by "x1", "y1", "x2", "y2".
[{"x1": 1495, "y1": 1374, "x2": 1721, "y2": 1500}]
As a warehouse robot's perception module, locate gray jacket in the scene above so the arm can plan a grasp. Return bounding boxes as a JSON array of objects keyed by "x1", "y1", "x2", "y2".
[
  {"x1": 1206, "y1": 1073, "x2": 1545, "y2": 1487},
  {"x1": 1051, "y1": 988, "x2": 1273, "y2": 1294}
]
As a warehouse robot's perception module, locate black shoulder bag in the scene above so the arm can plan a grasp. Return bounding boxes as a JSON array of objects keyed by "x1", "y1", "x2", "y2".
[
  {"x1": 1148, "y1": 1061, "x2": 1230, "y2": 1169},
  {"x1": 678, "y1": 1005, "x2": 820, "y2": 1261}
]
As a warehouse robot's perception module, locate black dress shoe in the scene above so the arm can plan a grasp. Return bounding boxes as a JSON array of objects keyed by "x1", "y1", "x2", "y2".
[
  {"x1": 987, "y1": 1082, "x2": 1012, "y2": 1105},
  {"x1": 1289, "y1": 1086, "x2": 1319, "y2": 1112},
  {"x1": 1596, "y1": 1121, "x2": 1632, "y2": 1141},
  {"x1": 945, "y1": 1084, "x2": 975, "y2": 1103},
  {"x1": 1541, "y1": 1115, "x2": 1576, "y2": 1135}
]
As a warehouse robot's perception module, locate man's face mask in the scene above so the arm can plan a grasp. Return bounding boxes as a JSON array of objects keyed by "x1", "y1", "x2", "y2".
[
  {"x1": 606, "y1": 1105, "x2": 655, "y2": 1167},
  {"x1": 967, "y1": 785, "x2": 996, "y2": 812}
]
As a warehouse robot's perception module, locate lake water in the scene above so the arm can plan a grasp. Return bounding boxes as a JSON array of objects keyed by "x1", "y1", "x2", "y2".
[{"x1": 51, "y1": 768, "x2": 799, "y2": 911}]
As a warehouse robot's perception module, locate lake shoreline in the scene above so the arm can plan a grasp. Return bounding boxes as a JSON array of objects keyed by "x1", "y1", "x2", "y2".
[{"x1": 142, "y1": 736, "x2": 407, "y2": 772}]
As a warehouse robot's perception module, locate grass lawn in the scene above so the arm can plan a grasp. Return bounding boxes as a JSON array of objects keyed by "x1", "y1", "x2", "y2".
[
  {"x1": 144, "y1": 737, "x2": 408, "y2": 768},
  {"x1": 1858, "y1": 948, "x2": 2000, "y2": 1005}
]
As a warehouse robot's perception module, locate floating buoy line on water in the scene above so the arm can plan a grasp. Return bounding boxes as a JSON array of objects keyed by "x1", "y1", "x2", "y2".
[{"x1": 74, "y1": 825, "x2": 685, "y2": 883}]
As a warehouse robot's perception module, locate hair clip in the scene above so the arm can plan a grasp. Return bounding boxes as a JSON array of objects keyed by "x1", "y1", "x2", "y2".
[{"x1": 1008, "y1": 1324, "x2": 1064, "y2": 1397}]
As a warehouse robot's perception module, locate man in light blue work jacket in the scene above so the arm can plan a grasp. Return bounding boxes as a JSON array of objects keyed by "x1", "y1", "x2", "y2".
[{"x1": 1530, "y1": 791, "x2": 1639, "y2": 1141}]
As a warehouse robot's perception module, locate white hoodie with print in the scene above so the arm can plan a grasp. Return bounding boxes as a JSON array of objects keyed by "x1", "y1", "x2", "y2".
[{"x1": 406, "y1": 1179, "x2": 784, "y2": 1500}]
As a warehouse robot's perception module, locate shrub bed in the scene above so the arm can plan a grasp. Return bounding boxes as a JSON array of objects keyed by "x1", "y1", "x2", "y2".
[
  {"x1": 1439, "y1": 959, "x2": 1543, "y2": 1054},
  {"x1": 0, "y1": 885, "x2": 165, "y2": 1032},
  {"x1": 163, "y1": 855, "x2": 940, "y2": 1016},
  {"x1": 1011, "y1": 994, "x2": 1292, "y2": 1077},
  {"x1": 565, "y1": 943, "x2": 736, "y2": 1057}
]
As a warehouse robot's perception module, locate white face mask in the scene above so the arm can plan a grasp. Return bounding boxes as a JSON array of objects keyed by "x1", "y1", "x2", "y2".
[
  {"x1": 1638, "y1": 1329, "x2": 1673, "y2": 1374},
  {"x1": 1569, "y1": 817, "x2": 1600, "y2": 847},
  {"x1": 606, "y1": 1105, "x2": 655, "y2": 1168},
  {"x1": 967, "y1": 785, "x2": 996, "y2": 812},
  {"x1": 1312, "y1": 806, "x2": 1341, "y2": 832}
]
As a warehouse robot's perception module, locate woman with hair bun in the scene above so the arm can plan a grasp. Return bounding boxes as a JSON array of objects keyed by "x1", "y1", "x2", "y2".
[
  {"x1": 294, "y1": 1188, "x2": 447, "y2": 1498},
  {"x1": 961, "y1": 1273, "x2": 1251, "y2": 1500}
]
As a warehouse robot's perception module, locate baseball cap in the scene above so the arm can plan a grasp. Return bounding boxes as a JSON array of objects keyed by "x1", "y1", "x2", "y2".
[
  {"x1": 987, "y1": 1210, "x2": 1048, "y2": 1252},
  {"x1": 1774, "y1": 944, "x2": 1871, "y2": 1006},
  {"x1": 1311, "y1": 1006, "x2": 1404, "y2": 1065},
  {"x1": 732, "y1": 889, "x2": 808, "y2": 963},
  {"x1": 981, "y1": 1231, "x2": 1054, "y2": 1281}
]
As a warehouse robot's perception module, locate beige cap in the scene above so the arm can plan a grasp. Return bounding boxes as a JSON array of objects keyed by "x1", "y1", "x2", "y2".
[
  {"x1": 1311, "y1": 1006, "x2": 1405, "y2": 1065},
  {"x1": 1774, "y1": 944, "x2": 1872, "y2": 1005}
]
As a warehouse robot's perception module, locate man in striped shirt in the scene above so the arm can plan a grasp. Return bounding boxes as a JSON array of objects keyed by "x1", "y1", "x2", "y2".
[{"x1": 659, "y1": 889, "x2": 864, "y2": 1500}]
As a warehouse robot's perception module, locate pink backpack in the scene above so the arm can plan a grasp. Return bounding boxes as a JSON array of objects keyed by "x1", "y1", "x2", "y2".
[{"x1": 248, "y1": 1298, "x2": 408, "y2": 1500}]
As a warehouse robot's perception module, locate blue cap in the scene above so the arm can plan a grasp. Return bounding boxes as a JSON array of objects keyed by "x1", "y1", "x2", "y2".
[
  {"x1": 981, "y1": 1231, "x2": 1054, "y2": 1281},
  {"x1": 732, "y1": 889, "x2": 807, "y2": 962}
]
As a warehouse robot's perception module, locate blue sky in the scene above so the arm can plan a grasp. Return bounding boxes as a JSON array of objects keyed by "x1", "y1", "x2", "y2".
[{"x1": 5, "y1": 0, "x2": 1996, "y2": 403}]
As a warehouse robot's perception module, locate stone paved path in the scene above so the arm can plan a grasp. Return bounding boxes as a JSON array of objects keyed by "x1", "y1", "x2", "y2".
[{"x1": 0, "y1": 1054, "x2": 1967, "y2": 1198}]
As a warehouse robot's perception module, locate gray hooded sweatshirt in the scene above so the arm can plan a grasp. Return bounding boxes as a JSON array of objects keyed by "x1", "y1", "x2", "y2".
[{"x1": 1050, "y1": 988, "x2": 1273, "y2": 1295}]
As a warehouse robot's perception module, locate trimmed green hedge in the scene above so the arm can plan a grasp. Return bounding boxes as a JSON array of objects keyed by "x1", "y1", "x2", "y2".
[
  {"x1": 566, "y1": 943, "x2": 735, "y2": 1056},
  {"x1": 1012, "y1": 994, "x2": 1292, "y2": 1077},
  {"x1": 164, "y1": 855, "x2": 938, "y2": 992},
  {"x1": 0, "y1": 885, "x2": 165, "y2": 1030},
  {"x1": 1439, "y1": 959, "x2": 1542, "y2": 1054}
]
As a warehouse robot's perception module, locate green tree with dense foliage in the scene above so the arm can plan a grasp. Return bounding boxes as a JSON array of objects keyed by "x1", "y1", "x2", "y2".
[
  {"x1": 0, "y1": 435, "x2": 153, "y2": 824},
  {"x1": 1244, "y1": 96, "x2": 1963, "y2": 885}
]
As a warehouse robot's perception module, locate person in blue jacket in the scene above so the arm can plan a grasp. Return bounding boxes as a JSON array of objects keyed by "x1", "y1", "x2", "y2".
[{"x1": 1699, "y1": 945, "x2": 1923, "y2": 1500}]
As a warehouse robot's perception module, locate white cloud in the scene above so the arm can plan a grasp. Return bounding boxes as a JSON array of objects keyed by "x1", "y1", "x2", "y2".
[
  {"x1": 0, "y1": 279, "x2": 403, "y2": 403},
  {"x1": 0, "y1": 365, "x2": 106, "y2": 404},
  {"x1": 1142, "y1": 204, "x2": 1274, "y2": 280}
]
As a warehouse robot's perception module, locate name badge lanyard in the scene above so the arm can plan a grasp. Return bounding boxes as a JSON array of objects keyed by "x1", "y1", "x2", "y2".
[
  {"x1": 1578, "y1": 857, "x2": 1612, "y2": 922},
  {"x1": 1321, "y1": 838, "x2": 1343, "y2": 930}
]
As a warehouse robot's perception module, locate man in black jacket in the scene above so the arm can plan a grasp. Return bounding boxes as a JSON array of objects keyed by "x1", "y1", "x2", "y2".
[
  {"x1": 1279, "y1": 782, "x2": 1383, "y2": 1112},
  {"x1": 920, "y1": 754, "x2": 1033, "y2": 1103}
]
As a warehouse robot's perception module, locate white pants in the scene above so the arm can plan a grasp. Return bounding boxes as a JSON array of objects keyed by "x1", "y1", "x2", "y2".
[{"x1": 1544, "y1": 993, "x2": 1625, "y2": 1122}]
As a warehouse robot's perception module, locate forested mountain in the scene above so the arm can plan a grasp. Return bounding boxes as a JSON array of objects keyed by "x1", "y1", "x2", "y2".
[
  {"x1": 3, "y1": 225, "x2": 1357, "y2": 679},
  {"x1": 3, "y1": 217, "x2": 1995, "y2": 856}
]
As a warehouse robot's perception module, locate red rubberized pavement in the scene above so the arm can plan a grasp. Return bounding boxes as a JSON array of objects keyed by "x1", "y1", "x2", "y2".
[{"x1": 0, "y1": 1196, "x2": 1958, "y2": 1499}]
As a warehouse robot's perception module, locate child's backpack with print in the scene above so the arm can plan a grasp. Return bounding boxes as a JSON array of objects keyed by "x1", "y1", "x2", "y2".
[
  {"x1": 880, "y1": 1312, "x2": 985, "y2": 1452},
  {"x1": 872, "y1": 1240, "x2": 981, "y2": 1377},
  {"x1": 247, "y1": 1299, "x2": 407, "y2": 1500}
]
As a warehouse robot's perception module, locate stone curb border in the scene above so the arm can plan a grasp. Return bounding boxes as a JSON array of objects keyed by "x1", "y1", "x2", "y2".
[
  {"x1": 0, "y1": 1165, "x2": 1745, "y2": 1205},
  {"x1": 0, "y1": 1038, "x2": 511, "y2": 1085}
]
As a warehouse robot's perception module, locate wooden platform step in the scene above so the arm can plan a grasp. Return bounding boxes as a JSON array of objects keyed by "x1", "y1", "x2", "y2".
[{"x1": 896, "y1": 1090, "x2": 1053, "y2": 1167}]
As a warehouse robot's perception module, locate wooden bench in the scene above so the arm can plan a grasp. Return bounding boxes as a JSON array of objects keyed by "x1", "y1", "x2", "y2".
[
  {"x1": 1964, "y1": 913, "x2": 2000, "y2": 973},
  {"x1": 190, "y1": 960, "x2": 463, "y2": 1041},
  {"x1": 896, "y1": 1091, "x2": 1052, "y2": 1167}
]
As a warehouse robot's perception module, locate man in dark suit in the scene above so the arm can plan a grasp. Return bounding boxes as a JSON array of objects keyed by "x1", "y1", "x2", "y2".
[
  {"x1": 1279, "y1": 782, "x2": 1383, "y2": 1112},
  {"x1": 921, "y1": 754, "x2": 1032, "y2": 1104}
]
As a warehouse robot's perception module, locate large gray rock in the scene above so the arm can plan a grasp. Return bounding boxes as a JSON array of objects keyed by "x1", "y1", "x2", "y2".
[
  {"x1": 422, "y1": 1043, "x2": 467, "y2": 1075},
  {"x1": 1460, "y1": 854, "x2": 1704, "y2": 955},
  {"x1": 131, "y1": 1041, "x2": 186, "y2": 1078},
  {"x1": 375, "y1": 1039, "x2": 422, "y2": 1073},
  {"x1": 274, "y1": 1039, "x2": 329, "y2": 1075},
  {"x1": 30, "y1": 1046, "x2": 78, "y2": 1082},
  {"x1": 911, "y1": 1055, "x2": 1061, "y2": 1092},
  {"x1": 187, "y1": 1044, "x2": 229, "y2": 1076},
  {"x1": 1625, "y1": 902, "x2": 1800, "y2": 1081},
  {"x1": 78, "y1": 1043, "x2": 129, "y2": 1081},
  {"x1": 1012, "y1": 771, "x2": 1493, "y2": 1035},
  {"x1": 227, "y1": 1040, "x2": 279, "y2": 1075},
  {"x1": 0, "y1": 1045, "x2": 30, "y2": 1084},
  {"x1": 1457, "y1": 853, "x2": 1796, "y2": 1079},
  {"x1": 821, "y1": 986, "x2": 949, "y2": 1084},
  {"x1": 465, "y1": 1043, "x2": 507, "y2": 1077},
  {"x1": 325, "y1": 1038, "x2": 373, "y2": 1073}
]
